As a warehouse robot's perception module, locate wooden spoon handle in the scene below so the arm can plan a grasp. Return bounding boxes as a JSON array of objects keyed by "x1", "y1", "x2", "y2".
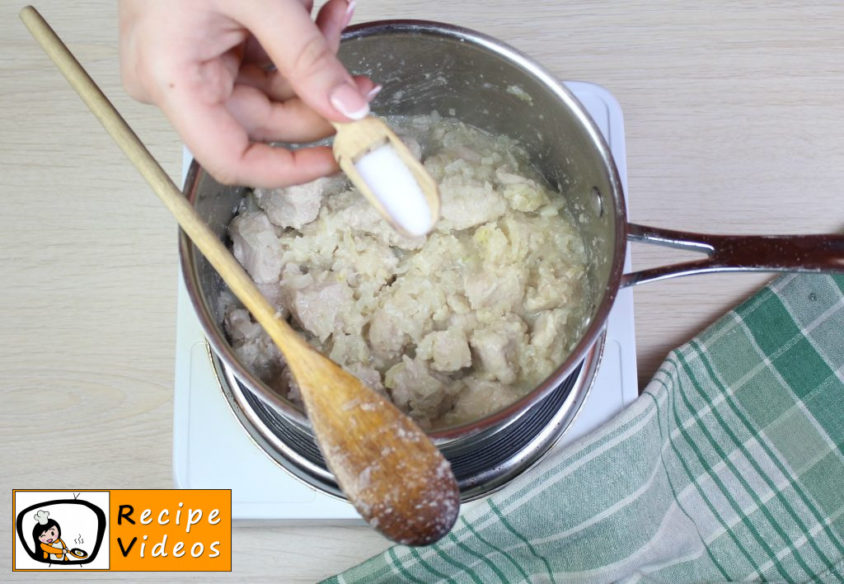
[
  {"x1": 19, "y1": 5, "x2": 299, "y2": 350},
  {"x1": 22, "y1": 5, "x2": 461, "y2": 545}
]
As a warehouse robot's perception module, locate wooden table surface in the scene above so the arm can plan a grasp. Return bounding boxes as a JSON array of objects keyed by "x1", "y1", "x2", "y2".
[{"x1": 2, "y1": 1, "x2": 842, "y2": 581}]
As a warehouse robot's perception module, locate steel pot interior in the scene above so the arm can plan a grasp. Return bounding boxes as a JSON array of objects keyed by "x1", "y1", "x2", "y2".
[{"x1": 180, "y1": 20, "x2": 628, "y2": 441}]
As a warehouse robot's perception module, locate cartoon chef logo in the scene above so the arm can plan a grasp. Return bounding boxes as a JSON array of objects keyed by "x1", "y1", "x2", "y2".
[
  {"x1": 33, "y1": 509, "x2": 74, "y2": 561},
  {"x1": 14, "y1": 491, "x2": 109, "y2": 570}
]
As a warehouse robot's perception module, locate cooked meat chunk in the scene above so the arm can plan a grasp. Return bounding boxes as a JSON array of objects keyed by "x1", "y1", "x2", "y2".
[
  {"x1": 253, "y1": 175, "x2": 344, "y2": 229},
  {"x1": 417, "y1": 329, "x2": 472, "y2": 373},
  {"x1": 469, "y1": 318, "x2": 528, "y2": 384},
  {"x1": 223, "y1": 115, "x2": 590, "y2": 429},
  {"x1": 229, "y1": 211, "x2": 283, "y2": 283}
]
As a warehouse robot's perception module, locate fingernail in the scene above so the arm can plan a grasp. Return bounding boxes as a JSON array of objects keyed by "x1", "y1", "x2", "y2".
[
  {"x1": 330, "y1": 83, "x2": 369, "y2": 120},
  {"x1": 366, "y1": 84, "x2": 383, "y2": 101},
  {"x1": 344, "y1": 0, "x2": 356, "y2": 28}
]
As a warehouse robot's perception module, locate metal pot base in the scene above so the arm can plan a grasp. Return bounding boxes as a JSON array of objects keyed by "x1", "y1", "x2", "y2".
[{"x1": 211, "y1": 333, "x2": 604, "y2": 503}]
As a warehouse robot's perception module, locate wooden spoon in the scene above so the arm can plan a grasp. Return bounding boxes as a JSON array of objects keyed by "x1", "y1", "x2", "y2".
[{"x1": 20, "y1": 5, "x2": 460, "y2": 546}]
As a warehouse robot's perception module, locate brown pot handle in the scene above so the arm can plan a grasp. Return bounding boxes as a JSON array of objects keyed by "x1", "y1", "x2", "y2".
[{"x1": 620, "y1": 223, "x2": 844, "y2": 287}]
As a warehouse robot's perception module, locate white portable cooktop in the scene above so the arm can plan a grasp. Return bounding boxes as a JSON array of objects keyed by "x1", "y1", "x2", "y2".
[{"x1": 172, "y1": 81, "x2": 638, "y2": 522}]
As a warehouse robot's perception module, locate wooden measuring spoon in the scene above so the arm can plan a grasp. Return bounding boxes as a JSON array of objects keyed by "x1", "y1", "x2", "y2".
[
  {"x1": 332, "y1": 118, "x2": 441, "y2": 237},
  {"x1": 20, "y1": 5, "x2": 459, "y2": 546}
]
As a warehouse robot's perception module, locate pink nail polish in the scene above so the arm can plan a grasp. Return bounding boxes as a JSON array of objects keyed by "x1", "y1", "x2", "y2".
[
  {"x1": 344, "y1": 0, "x2": 356, "y2": 27},
  {"x1": 366, "y1": 84, "x2": 383, "y2": 101}
]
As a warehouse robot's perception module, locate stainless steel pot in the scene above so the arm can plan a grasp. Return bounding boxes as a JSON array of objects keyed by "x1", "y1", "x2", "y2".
[{"x1": 180, "y1": 20, "x2": 844, "y2": 498}]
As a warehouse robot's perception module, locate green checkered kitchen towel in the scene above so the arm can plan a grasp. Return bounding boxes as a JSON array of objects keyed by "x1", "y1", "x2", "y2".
[{"x1": 324, "y1": 273, "x2": 844, "y2": 583}]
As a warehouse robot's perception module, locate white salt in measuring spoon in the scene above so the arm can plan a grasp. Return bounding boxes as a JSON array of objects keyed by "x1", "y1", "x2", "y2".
[{"x1": 332, "y1": 118, "x2": 441, "y2": 237}]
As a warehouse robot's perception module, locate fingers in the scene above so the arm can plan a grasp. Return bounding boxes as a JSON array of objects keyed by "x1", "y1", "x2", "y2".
[
  {"x1": 353, "y1": 75, "x2": 382, "y2": 104},
  {"x1": 236, "y1": 0, "x2": 360, "y2": 100},
  {"x1": 225, "y1": 83, "x2": 334, "y2": 142},
  {"x1": 233, "y1": 67, "x2": 378, "y2": 115},
  {"x1": 241, "y1": 36, "x2": 273, "y2": 69},
  {"x1": 235, "y1": 62, "x2": 296, "y2": 101},
  {"x1": 315, "y1": 0, "x2": 351, "y2": 53},
  {"x1": 232, "y1": 0, "x2": 369, "y2": 122},
  {"x1": 166, "y1": 68, "x2": 378, "y2": 189},
  {"x1": 220, "y1": 75, "x2": 379, "y2": 161},
  {"x1": 119, "y1": 0, "x2": 376, "y2": 188},
  {"x1": 163, "y1": 88, "x2": 339, "y2": 188}
]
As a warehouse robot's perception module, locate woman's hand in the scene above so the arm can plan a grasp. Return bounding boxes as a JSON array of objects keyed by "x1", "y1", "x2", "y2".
[{"x1": 119, "y1": 0, "x2": 377, "y2": 188}]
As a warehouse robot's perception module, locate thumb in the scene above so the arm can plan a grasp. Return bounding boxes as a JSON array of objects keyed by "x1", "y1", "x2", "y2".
[{"x1": 236, "y1": 0, "x2": 368, "y2": 122}]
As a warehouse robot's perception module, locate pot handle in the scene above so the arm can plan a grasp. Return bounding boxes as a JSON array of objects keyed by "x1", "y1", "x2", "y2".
[{"x1": 620, "y1": 223, "x2": 844, "y2": 287}]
